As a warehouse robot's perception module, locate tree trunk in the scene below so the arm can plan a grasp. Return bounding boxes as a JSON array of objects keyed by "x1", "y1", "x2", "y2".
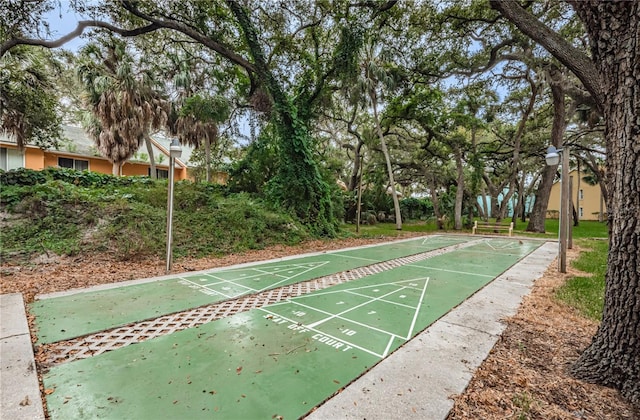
[
  {"x1": 481, "y1": 187, "x2": 489, "y2": 220},
  {"x1": 527, "y1": 166, "x2": 556, "y2": 231},
  {"x1": 145, "y1": 136, "x2": 156, "y2": 179},
  {"x1": 227, "y1": 1, "x2": 335, "y2": 235},
  {"x1": 492, "y1": 0, "x2": 640, "y2": 406},
  {"x1": 568, "y1": 2, "x2": 640, "y2": 405},
  {"x1": 348, "y1": 140, "x2": 364, "y2": 191},
  {"x1": 428, "y1": 175, "x2": 443, "y2": 230},
  {"x1": 527, "y1": 65, "x2": 566, "y2": 232},
  {"x1": 356, "y1": 158, "x2": 363, "y2": 233},
  {"x1": 576, "y1": 160, "x2": 581, "y2": 226},
  {"x1": 453, "y1": 145, "x2": 464, "y2": 230},
  {"x1": 112, "y1": 162, "x2": 121, "y2": 176},
  {"x1": 371, "y1": 91, "x2": 402, "y2": 230},
  {"x1": 205, "y1": 137, "x2": 211, "y2": 183}
]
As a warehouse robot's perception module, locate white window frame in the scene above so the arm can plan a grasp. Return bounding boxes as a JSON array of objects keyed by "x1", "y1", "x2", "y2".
[{"x1": 0, "y1": 146, "x2": 25, "y2": 171}]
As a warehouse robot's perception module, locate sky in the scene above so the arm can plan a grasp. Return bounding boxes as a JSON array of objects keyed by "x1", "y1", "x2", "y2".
[{"x1": 44, "y1": 3, "x2": 92, "y2": 51}]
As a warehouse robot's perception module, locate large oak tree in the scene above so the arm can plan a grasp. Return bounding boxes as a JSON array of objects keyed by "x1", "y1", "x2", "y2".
[{"x1": 491, "y1": 0, "x2": 639, "y2": 405}]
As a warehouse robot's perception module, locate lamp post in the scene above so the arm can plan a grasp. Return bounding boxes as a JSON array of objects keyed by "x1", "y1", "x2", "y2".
[
  {"x1": 545, "y1": 145, "x2": 570, "y2": 273},
  {"x1": 166, "y1": 138, "x2": 182, "y2": 272}
]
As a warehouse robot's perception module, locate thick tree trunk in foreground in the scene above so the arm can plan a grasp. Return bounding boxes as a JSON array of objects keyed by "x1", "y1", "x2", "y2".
[
  {"x1": 568, "y1": 2, "x2": 640, "y2": 405},
  {"x1": 492, "y1": 0, "x2": 640, "y2": 406}
]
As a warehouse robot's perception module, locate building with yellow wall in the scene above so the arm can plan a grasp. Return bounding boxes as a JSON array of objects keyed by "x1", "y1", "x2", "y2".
[{"x1": 547, "y1": 169, "x2": 606, "y2": 221}]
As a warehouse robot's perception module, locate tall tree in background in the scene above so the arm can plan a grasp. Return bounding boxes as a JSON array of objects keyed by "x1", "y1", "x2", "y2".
[
  {"x1": 491, "y1": 0, "x2": 640, "y2": 405},
  {"x1": 352, "y1": 39, "x2": 402, "y2": 230},
  {"x1": 0, "y1": 46, "x2": 61, "y2": 149},
  {"x1": 175, "y1": 94, "x2": 230, "y2": 183},
  {"x1": 77, "y1": 37, "x2": 168, "y2": 176}
]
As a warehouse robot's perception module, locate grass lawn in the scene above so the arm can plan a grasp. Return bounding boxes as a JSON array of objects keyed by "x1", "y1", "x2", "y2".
[
  {"x1": 341, "y1": 219, "x2": 608, "y2": 322},
  {"x1": 341, "y1": 218, "x2": 608, "y2": 240}
]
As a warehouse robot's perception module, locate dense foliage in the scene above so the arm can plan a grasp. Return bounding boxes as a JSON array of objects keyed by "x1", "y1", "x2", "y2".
[{"x1": 0, "y1": 168, "x2": 311, "y2": 262}]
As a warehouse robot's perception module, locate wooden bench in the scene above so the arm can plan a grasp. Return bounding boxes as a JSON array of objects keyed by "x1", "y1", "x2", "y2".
[{"x1": 472, "y1": 220, "x2": 514, "y2": 237}]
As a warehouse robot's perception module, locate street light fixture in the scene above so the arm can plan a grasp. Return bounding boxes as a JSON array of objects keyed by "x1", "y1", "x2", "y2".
[
  {"x1": 545, "y1": 145, "x2": 569, "y2": 273},
  {"x1": 545, "y1": 146, "x2": 560, "y2": 166},
  {"x1": 166, "y1": 138, "x2": 182, "y2": 272}
]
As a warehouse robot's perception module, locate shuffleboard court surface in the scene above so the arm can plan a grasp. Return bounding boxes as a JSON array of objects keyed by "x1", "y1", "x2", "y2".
[
  {"x1": 31, "y1": 235, "x2": 469, "y2": 344},
  {"x1": 42, "y1": 237, "x2": 543, "y2": 419}
]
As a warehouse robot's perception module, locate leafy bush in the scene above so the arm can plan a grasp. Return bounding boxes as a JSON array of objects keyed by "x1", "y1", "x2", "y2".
[
  {"x1": 1, "y1": 173, "x2": 310, "y2": 262},
  {"x1": 0, "y1": 167, "x2": 47, "y2": 186},
  {"x1": 400, "y1": 197, "x2": 434, "y2": 220}
]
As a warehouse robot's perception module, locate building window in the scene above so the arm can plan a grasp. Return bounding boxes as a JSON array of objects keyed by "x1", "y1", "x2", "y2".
[
  {"x1": 148, "y1": 168, "x2": 169, "y2": 179},
  {"x1": 579, "y1": 207, "x2": 584, "y2": 218},
  {"x1": 58, "y1": 157, "x2": 89, "y2": 171},
  {"x1": 0, "y1": 147, "x2": 24, "y2": 171},
  {"x1": 579, "y1": 189, "x2": 584, "y2": 200}
]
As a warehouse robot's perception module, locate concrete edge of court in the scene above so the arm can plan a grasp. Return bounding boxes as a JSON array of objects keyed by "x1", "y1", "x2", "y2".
[
  {"x1": 1, "y1": 293, "x2": 46, "y2": 419},
  {"x1": 1, "y1": 237, "x2": 555, "y2": 420},
  {"x1": 304, "y1": 241, "x2": 557, "y2": 420}
]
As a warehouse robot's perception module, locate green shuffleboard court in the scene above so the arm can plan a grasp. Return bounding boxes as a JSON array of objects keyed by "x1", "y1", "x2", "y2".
[
  {"x1": 31, "y1": 235, "x2": 469, "y2": 344},
  {"x1": 42, "y1": 237, "x2": 544, "y2": 419}
]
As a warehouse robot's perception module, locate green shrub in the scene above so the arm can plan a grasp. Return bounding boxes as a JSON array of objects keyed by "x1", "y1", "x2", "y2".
[{"x1": 1, "y1": 174, "x2": 311, "y2": 262}]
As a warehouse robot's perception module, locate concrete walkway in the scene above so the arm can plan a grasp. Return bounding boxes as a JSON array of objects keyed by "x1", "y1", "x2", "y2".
[{"x1": 0, "y1": 239, "x2": 556, "y2": 419}]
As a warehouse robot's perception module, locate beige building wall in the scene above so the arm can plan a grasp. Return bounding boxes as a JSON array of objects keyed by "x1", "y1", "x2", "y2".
[{"x1": 547, "y1": 170, "x2": 606, "y2": 221}]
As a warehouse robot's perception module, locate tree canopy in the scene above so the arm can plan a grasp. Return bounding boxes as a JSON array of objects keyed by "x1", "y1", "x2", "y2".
[{"x1": 1, "y1": 1, "x2": 638, "y2": 404}]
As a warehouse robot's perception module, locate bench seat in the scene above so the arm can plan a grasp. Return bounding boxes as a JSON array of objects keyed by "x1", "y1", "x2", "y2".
[{"x1": 472, "y1": 220, "x2": 514, "y2": 237}]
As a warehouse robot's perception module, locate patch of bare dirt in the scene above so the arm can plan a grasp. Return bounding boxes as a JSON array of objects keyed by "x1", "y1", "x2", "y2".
[{"x1": 1, "y1": 235, "x2": 637, "y2": 418}]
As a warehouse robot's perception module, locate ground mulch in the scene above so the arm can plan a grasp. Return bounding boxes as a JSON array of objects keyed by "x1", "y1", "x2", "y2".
[
  {"x1": 1, "y1": 235, "x2": 637, "y2": 418},
  {"x1": 447, "y1": 246, "x2": 637, "y2": 419}
]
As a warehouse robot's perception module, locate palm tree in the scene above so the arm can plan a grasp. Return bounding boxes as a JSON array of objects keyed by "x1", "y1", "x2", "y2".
[
  {"x1": 350, "y1": 40, "x2": 402, "y2": 230},
  {"x1": 173, "y1": 95, "x2": 229, "y2": 183},
  {"x1": 77, "y1": 37, "x2": 168, "y2": 176},
  {"x1": 166, "y1": 56, "x2": 230, "y2": 183}
]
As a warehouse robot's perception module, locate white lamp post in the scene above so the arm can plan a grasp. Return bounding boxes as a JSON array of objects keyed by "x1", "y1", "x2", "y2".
[
  {"x1": 545, "y1": 145, "x2": 569, "y2": 273},
  {"x1": 166, "y1": 138, "x2": 182, "y2": 272}
]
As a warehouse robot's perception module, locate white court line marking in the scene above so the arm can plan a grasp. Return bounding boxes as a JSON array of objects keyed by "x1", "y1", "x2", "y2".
[
  {"x1": 405, "y1": 277, "x2": 430, "y2": 339},
  {"x1": 178, "y1": 278, "x2": 245, "y2": 299},
  {"x1": 382, "y1": 336, "x2": 396, "y2": 357},
  {"x1": 420, "y1": 236, "x2": 470, "y2": 246},
  {"x1": 259, "y1": 307, "x2": 385, "y2": 358},
  {"x1": 201, "y1": 281, "x2": 256, "y2": 292},
  {"x1": 306, "y1": 287, "x2": 410, "y2": 329},
  {"x1": 181, "y1": 262, "x2": 329, "y2": 294},
  {"x1": 255, "y1": 261, "x2": 330, "y2": 292},
  {"x1": 263, "y1": 277, "x2": 433, "y2": 357},
  {"x1": 481, "y1": 239, "x2": 523, "y2": 251},
  {"x1": 203, "y1": 262, "x2": 326, "y2": 282},
  {"x1": 455, "y1": 249, "x2": 526, "y2": 256},
  {"x1": 401, "y1": 264, "x2": 495, "y2": 277},
  {"x1": 344, "y1": 290, "x2": 416, "y2": 310},
  {"x1": 285, "y1": 277, "x2": 429, "y2": 298},
  {"x1": 327, "y1": 253, "x2": 380, "y2": 262},
  {"x1": 281, "y1": 300, "x2": 404, "y2": 338}
]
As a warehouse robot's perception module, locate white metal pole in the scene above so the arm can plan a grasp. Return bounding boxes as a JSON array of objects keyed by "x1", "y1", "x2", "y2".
[{"x1": 166, "y1": 156, "x2": 175, "y2": 272}]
